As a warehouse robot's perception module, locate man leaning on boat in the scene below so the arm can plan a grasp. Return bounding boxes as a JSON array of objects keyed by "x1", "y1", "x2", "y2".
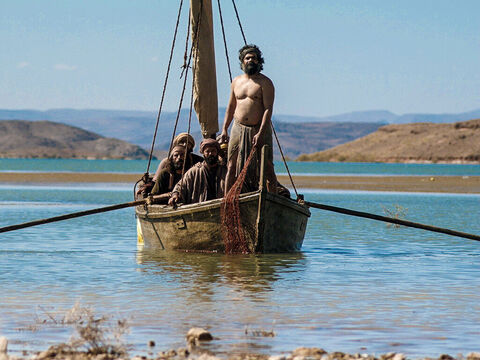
[{"x1": 168, "y1": 138, "x2": 227, "y2": 206}]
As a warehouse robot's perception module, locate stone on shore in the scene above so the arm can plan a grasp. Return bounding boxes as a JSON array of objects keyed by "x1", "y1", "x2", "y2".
[
  {"x1": 0, "y1": 337, "x2": 7, "y2": 353},
  {"x1": 291, "y1": 347, "x2": 327, "y2": 359},
  {"x1": 0, "y1": 336, "x2": 7, "y2": 360},
  {"x1": 186, "y1": 328, "x2": 213, "y2": 346}
]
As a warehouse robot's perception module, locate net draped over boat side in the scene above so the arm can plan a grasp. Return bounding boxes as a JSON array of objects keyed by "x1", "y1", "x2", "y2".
[
  {"x1": 221, "y1": 147, "x2": 257, "y2": 254},
  {"x1": 190, "y1": 0, "x2": 219, "y2": 138}
]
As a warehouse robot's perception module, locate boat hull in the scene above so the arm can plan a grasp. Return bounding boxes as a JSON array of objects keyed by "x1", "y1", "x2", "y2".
[{"x1": 135, "y1": 190, "x2": 310, "y2": 253}]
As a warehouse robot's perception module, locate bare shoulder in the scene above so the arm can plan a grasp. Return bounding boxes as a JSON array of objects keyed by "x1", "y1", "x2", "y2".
[
  {"x1": 232, "y1": 74, "x2": 245, "y2": 85},
  {"x1": 258, "y1": 73, "x2": 274, "y2": 88}
]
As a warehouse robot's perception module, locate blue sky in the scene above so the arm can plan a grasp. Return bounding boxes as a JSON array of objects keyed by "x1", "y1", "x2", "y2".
[{"x1": 1, "y1": 0, "x2": 478, "y2": 117}]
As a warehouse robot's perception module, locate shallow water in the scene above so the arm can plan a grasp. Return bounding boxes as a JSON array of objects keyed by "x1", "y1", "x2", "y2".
[
  {"x1": 1, "y1": 183, "x2": 480, "y2": 357},
  {"x1": 1, "y1": 158, "x2": 480, "y2": 176}
]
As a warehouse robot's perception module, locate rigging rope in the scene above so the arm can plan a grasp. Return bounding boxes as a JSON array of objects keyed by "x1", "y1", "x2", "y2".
[
  {"x1": 180, "y1": 10, "x2": 191, "y2": 80},
  {"x1": 167, "y1": 5, "x2": 202, "y2": 159},
  {"x1": 145, "y1": 0, "x2": 184, "y2": 174},
  {"x1": 271, "y1": 123, "x2": 299, "y2": 199},
  {"x1": 217, "y1": 0, "x2": 233, "y2": 82},
  {"x1": 181, "y1": 0, "x2": 203, "y2": 181},
  {"x1": 231, "y1": 0, "x2": 247, "y2": 45},
  {"x1": 226, "y1": 0, "x2": 299, "y2": 198}
]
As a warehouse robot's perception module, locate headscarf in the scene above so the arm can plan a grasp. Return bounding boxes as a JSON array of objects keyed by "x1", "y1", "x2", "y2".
[
  {"x1": 173, "y1": 133, "x2": 195, "y2": 150},
  {"x1": 169, "y1": 145, "x2": 186, "y2": 159},
  {"x1": 199, "y1": 138, "x2": 220, "y2": 153}
]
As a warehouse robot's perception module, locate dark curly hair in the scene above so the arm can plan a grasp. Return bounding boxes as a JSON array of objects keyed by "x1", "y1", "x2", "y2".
[{"x1": 238, "y1": 44, "x2": 264, "y2": 72}]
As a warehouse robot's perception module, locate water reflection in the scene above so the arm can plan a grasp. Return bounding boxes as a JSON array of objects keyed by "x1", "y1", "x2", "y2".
[{"x1": 136, "y1": 249, "x2": 307, "y2": 296}]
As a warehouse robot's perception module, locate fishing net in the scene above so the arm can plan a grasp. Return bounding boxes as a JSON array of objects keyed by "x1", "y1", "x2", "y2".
[{"x1": 221, "y1": 147, "x2": 257, "y2": 254}]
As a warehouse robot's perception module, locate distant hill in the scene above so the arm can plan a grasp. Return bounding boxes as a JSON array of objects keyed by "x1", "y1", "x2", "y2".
[
  {"x1": 297, "y1": 119, "x2": 480, "y2": 164},
  {"x1": 1, "y1": 107, "x2": 479, "y2": 159},
  {"x1": 0, "y1": 120, "x2": 151, "y2": 159},
  {"x1": 1, "y1": 107, "x2": 478, "y2": 146},
  {"x1": 272, "y1": 121, "x2": 383, "y2": 158}
]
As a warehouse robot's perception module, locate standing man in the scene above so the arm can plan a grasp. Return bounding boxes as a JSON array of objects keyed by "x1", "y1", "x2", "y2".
[{"x1": 220, "y1": 44, "x2": 277, "y2": 194}]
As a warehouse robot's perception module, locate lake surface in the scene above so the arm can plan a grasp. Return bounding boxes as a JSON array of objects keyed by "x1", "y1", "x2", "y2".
[
  {"x1": 1, "y1": 158, "x2": 480, "y2": 176},
  {"x1": 1, "y1": 162, "x2": 480, "y2": 357}
]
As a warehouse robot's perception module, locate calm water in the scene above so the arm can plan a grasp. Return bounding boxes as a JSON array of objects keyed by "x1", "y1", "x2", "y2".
[
  {"x1": 1, "y1": 158, "x2": 480, "y2": 176},
  {"x1": 1, "y1": 162, "x2": 480, "y2": 357}
]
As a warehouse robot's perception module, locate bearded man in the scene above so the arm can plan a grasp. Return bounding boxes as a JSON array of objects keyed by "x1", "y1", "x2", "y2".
[
  {"x1": 149, "y1": 145, "x2": 187, "y2": 202},
  {"x1": 220, "y1": 44, "x2": 277, "y2": 194},
  {"x1": 153, "y1": 132, "x2": 203, "y2": 182},
  {"x1": 168, "y1": 138, "x2": 227, "y2": 206}
]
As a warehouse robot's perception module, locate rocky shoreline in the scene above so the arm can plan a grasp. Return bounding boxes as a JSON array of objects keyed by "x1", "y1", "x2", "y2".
[{"x1": 2, "y1": 332, "x2": 480, "y2": 360}]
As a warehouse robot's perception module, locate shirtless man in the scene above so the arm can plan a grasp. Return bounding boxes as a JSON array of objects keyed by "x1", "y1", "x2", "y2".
[{"x1": 220, "y1": 44, "x2": 277, "y2": 194}]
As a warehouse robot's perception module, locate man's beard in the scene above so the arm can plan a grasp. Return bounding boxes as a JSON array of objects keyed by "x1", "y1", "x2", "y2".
[
  {"x1": 243, "y1": 62, "x2": 260, "y2": 75},
  {"x1": 204, "y1": 155, "x2": 218, "y2": 166},
  {"x1": 173, "y1": 160, "x2": 184, "y2": 170}
]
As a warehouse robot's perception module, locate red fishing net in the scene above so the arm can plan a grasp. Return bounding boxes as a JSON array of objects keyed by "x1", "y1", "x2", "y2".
[{"x1": 221, "y1": 147, "x2": 257, "y2": 254}]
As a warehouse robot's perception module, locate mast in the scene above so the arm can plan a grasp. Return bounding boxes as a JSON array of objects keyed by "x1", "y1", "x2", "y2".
[{"x1": 190, "y1": 0, "x2": 219, "y2": 139}]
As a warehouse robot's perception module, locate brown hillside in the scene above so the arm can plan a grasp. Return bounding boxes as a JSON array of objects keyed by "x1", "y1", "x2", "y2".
[
  {"x1": 297, "y1": 119, "x2": 480, "y2": 163},
  {"x1": 0, "y1": 120, "x2": 151, "y2": 159}
]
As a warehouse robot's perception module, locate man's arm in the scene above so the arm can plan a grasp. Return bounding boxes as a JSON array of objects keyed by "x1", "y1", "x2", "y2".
[
  {"x1": 220, "y1": 80, "x2": 237, "y2": 143},
  {"x1": 252, "y1": 77, "x2": 274, "y2": 148},
  {"x1": 151, "y1": 170, "x2": 169, "y2": 195}
]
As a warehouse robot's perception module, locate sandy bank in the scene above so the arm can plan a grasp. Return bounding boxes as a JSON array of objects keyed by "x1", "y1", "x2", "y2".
[{"x1": 1, "y1": 172, "x2": 480, "y2": 193}]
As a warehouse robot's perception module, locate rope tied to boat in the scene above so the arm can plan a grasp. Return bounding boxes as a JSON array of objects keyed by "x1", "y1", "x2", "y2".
[{"x1": 221, "y1": 147, "x2": 257, "y2": 254}]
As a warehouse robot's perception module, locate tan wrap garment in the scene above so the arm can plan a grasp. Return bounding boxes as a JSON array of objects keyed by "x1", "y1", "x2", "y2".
[
  {"x1": 227, "y1": 121, "x2": 274, "y2": 192},
  {"x1": 172, "y1": 162, "x2": 227, "y2": 204}
]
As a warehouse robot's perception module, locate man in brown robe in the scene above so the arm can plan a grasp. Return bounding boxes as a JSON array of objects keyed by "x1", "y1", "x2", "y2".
[
  {"x1": 168, "y1": 139, "x2": 227, "y2": 206},
  {"x1": 149, "y1": 145, "x2": 186, "y2": 203}
]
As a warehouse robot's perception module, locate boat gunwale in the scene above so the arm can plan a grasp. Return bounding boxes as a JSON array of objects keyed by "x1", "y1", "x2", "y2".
[
  {"x1": 136, "y1": 190, "x2": 310, "y2": 219},
  {"x1": 136, "y1": 190, "x2": 261, "y2": 218}
]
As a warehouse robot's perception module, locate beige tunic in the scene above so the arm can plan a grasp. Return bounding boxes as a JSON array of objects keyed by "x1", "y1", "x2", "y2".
[{"x1": 173, "y1": 162, "x2": 227, "y2": 204}]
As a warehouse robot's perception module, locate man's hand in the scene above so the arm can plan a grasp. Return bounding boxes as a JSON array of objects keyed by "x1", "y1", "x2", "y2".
[
  {"x1": 252, "y1": 133, "x2": 261, "y2": 148},
  {"x1": 168, "y1": 192, "x2": 180, "y2": 207},
  {"x1": 220, "y1": 129, "x2": 229, "y2": 144}
]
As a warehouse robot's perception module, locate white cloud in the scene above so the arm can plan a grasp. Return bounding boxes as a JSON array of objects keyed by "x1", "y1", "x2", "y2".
[
  {"x1": 17, "y1": 61, "x2": 30, "y2": 69},
  {"x1": 151, "y1": 56, "x2": 159, "y2": 62},
  {"x1": 54, "y1": 64, "x2": 77, "y2": 71}
]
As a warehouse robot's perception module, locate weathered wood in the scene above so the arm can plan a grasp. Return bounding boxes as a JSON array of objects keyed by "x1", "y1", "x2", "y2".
[
  {"x1": 305, "y1": 201, "x2": 480, "y2": 242},
  {"x1": 136, "y1": 190, "x2": 311, "y2": 253},
  {"x1": 0, "y1": 193, "x2": 171, "y2": 234}
]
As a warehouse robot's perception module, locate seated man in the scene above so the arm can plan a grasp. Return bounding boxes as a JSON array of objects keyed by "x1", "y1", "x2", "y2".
[
  {"x1": 168, "y1": 138, "x2": 227, "y2": 206},
  {"x1": 153, "y1": 132, "x2": 203, "y2": 182},
  {"x1": 149, "y1": 145, "x2": 187, "y2": 203}
]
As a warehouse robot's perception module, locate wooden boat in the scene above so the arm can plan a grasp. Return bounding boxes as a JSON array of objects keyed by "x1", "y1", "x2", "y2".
[
  {"x1": 136, "y1": 161, "x2": 311, "y2": 253},
  {"x1": 135, "y1": 0, "x2": 311, "y2": 253}
]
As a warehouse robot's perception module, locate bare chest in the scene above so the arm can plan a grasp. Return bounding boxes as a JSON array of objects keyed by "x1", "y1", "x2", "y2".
[{"x1": 234, "y1": 80, "x2": 262, "y2": 102}]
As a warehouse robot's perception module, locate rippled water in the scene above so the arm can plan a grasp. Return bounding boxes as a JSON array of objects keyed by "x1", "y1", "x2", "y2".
[{"x1": 1, "y1": 184, "x2": 480, "y2": 357}]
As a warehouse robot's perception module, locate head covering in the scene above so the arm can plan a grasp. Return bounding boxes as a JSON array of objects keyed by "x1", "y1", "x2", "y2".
[
  {"x1": 200, "y1": 138, "x2": 220, "y2": 153},
  {"x1": 169, "y1": 145, "x2": 186, "y2": 159},
  {"x1": 173, "y1": 133, "x2": 195, "y2": 150}
]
